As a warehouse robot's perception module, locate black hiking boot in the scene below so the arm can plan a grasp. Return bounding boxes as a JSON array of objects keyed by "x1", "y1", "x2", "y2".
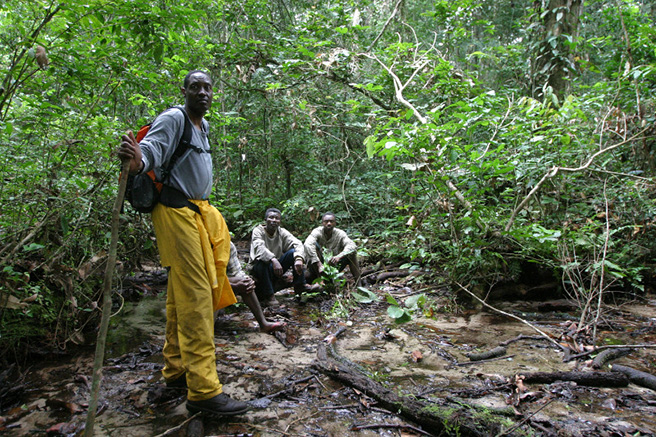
[{"x1": 186, "y1": 393, "x2": 250, "y2": 416}]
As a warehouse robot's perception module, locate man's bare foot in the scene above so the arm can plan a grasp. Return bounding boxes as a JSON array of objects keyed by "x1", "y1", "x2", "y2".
[{"x1": 260, "y1": 321, "x2": 286, "y2": 333}]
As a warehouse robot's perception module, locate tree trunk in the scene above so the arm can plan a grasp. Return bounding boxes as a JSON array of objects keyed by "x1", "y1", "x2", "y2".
[{"x1": 532, "y1": 0, "x2": 583, "y2": 100}]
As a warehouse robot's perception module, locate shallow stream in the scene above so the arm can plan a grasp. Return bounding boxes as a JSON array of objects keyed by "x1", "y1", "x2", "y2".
[{"x1": 2, "y1": 284, "x2": 656, "y2": 436}]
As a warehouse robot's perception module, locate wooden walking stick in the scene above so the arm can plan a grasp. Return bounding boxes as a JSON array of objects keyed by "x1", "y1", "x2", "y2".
[{"x1": 84, "y1": 160, "x2": 130, "y2": 436}]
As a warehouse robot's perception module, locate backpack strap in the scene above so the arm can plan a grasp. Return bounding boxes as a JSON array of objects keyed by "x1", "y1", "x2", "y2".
[
  {"x1": 159, "y1": 106, "x2": 204, "y2": 214},
  {"x1": 162, "y1": 106, "x2": 194, "y2": 177}
]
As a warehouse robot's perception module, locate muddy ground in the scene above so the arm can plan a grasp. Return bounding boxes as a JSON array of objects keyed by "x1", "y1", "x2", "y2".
[{"x1": 2, "y1": 262, "x2": 656, "y2": 436}]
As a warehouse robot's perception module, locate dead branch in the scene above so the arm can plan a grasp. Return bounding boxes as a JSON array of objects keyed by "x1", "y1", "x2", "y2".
[
  {"x1": 366, "y1": 0, "x2": 404, "y2": 52},
  {"x1": 455, "y1": 282, "x2": 566, "y2": 353},
  {"x1": 505, "y1": 127, "x2": 651, "y2": 232},
  {"x1": 360, "y1": 261, "x2": 404, "y2": 278},
  {"x1": 361, "y1": 50, "x2": 484, "y2": 231},
  {"x1": 591, "y1": 347, "x2": 632, "y2": 369},
  {"x1": 85, "y1": 161, "x2": 130, "y2": 436},
  {"x1": 467, "y1": 346, "x2": 507, "y2": 362},
  {"x1": 518, "y1": 371, "x2": 628, "y2": 387},
  {"x1": 364, "y1": 270, "x2": 411, "y2": 284},
  {"x1": 365, "y1": 52, "x2": 430, "y2": 124},
  {"x1": 499, "y1": 335, "x2": 550, "y2": 347},
  {"x1": 591, "y1": 180, "x2": 611, "y2": 341},
  {"x1": 456, "y1": 354, "x2": 515, "y2": 367},
  {"x1": 565, "y1": 344, "x2": 656, "y2": 361},
  {"x1": 497, "y1": 399, "x2": 555, "y2": 437},
  {"x1": 264, "y1": 374, "x2": 316, "y2": 400},
  {"x1": 352, "y1": 423, "x2": 432, "y2": 436},
  {"x1": 152, "y1": 413, "x2": 201, "y2": 437}
]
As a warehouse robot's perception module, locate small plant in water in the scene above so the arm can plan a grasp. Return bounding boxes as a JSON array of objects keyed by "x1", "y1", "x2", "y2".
[
  {"x1": 315, "y1": 248, "x2": 347, "y2": 293},
  {"x1": 386, "y1": 293, "x2": 427, "y2": 323},
  {"x1": 326, "y1": 296, "x2": 351, "y2": 319}
]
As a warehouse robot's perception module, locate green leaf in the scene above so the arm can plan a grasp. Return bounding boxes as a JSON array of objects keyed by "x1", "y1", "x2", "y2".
[
  {"x1": 387, "y1": 305, "x2": 405, "y2": 319},
  {"x1": 363, "y1": 83, "x2": 383, "y2": 92},
  {"x1": 22, "y1": 243, "x2": 45, "y2": 253},
  {"x1": 352, "y1": 287, "x2": 379, "y2": 303},
  {"x1": 405, "y1": 293, "x2": 426, "y2": 309},
  {"x1": 385, "y1": 293, "x2": 399, "y2": 305},
  {"x1": 364, "y1": 135, "x2": 377, "y2": 158},
  {"x1": 560, "y1": 134, "x2": 571, "y2": 145}
]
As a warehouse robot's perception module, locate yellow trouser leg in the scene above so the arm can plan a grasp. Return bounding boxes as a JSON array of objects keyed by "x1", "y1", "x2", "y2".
[{"x1": 152, "y1": 204, "x2": 223, "y2": 401}]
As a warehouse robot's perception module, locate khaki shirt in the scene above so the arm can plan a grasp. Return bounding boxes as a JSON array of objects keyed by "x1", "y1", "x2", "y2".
[
  {"x1": 249, "y1": 224, "x2": 305, "y2": 263},
  {"x1": 304, "y1": 227, "x2": 356, "y2": 264}
]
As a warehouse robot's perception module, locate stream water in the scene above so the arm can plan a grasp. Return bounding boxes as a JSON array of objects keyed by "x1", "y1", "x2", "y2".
[{"x1": 2, "y1": 287, "x2": 656, "y2": 436}]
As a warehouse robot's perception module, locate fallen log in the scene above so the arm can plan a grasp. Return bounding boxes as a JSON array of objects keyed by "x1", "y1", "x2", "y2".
[
  {"x1": 518, "y1": 371, "x2": 628, "y2": 387},
  {"x1": 360, "y1": 261, "x2": 405, "y2": 278},
  {"x1": 364, "y1": 270, "x2": 411, "y2": 285},
  {"x1": 314, "y1": 342, "x2": 520, "y2": 436},
  {"x1": 467, "y1": 346, "x2": 507, "y2": 362},
  {"x1": 457, "y1": 354, "x2": 515, "y2": 367},
  {"x1": 611, "y1": 364, "x2": 656, "y2": 391},
  {"x1": 591, "y1": 348, "x2": 631, "y2": 369}
]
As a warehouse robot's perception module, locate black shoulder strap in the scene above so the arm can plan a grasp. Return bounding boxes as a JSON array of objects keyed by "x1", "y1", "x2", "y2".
[{"x1": 162, "y1": 106, "x2": 193, "y2": 176}]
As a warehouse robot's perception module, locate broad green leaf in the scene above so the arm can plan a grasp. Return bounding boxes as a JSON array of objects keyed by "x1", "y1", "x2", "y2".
[
  {"x1": 387, "y1": 305, "x2": 405, "y2": 319},
  {"x1": 405, "y1": 293, "x2": 426, "y2": 309},
  {"x1": 352, "y1": 287, "x2": 379, "y2": 303},
  {"x1": 385, "y1": 294, "x2": 399, "y2": 305}
]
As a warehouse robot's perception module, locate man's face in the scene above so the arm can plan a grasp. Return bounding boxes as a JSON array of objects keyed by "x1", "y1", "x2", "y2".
[
  {"x1": 322, "y1": 215, "x2": 336, "y2": 232},
  {"x1": 183, "y1": 72, "x2": 213, "y2": 116},
  {"x1": 265, "y1": 212, "x2": 281, "y2": 233}
]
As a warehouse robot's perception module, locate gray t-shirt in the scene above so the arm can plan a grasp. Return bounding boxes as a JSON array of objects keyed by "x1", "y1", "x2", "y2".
[{"x1": 139, "y1": 107, "x2": 212, "y2": 200}]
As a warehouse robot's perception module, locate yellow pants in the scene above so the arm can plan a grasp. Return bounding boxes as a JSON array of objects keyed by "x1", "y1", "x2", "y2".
[{"x1": 151, "y1": 200, "x2": 237, "y2": 401}]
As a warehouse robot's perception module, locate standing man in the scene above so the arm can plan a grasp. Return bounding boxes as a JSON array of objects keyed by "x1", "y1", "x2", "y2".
[
  {"x1": 118, "y1": 70, "x2": 249, "y2": 416},
  {"x1": 304, "y1": 212, "x2": 361, "y2": 285},
  {"x1": 250, "y1": 208, "x2": 319, "y2": 306}
]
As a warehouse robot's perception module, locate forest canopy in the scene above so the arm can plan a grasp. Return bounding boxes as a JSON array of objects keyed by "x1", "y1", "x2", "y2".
[{"x1": 1, "y1": 0, "x2": 655, "y2": 357}]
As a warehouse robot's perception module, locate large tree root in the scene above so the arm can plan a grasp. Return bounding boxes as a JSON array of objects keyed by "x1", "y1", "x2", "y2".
[{"x1": 314, "y1": 342, "x2": 520, "y2": 437}]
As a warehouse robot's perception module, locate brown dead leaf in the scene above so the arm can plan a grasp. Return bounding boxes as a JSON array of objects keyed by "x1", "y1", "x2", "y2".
[
  {"x1": 22, "y1": 293, "x2": 38, "y2": 303},
  {"x1": 46, "y1": 422, "x2": 80, "y2": 435},
  {"x1": 308, "y1": 206, "x2": 318, "y2": 221},
  {"x1": 0, "y1": 292, "x2": 28, "y2": 309},
  {"x1": 285, "y1": 330, "x2": 297, "y2": 345},
  {"x1": 411, "y1": 350, "x2": 423, "y2": 363},
  {"x1": 45, "y1": 398, "x2": 85, "y2": 414},
  {"x1": 518, "y1": 391, "x2": 542, "y2": 402},
  {"x1": 514, "y1": 374, "x2": 527, "y2": 393}
]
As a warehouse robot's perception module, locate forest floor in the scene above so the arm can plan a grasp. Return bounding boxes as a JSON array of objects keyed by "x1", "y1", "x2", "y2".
[{"x1": 2, "y1": 255, "x2": 656, "y2": 436}]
